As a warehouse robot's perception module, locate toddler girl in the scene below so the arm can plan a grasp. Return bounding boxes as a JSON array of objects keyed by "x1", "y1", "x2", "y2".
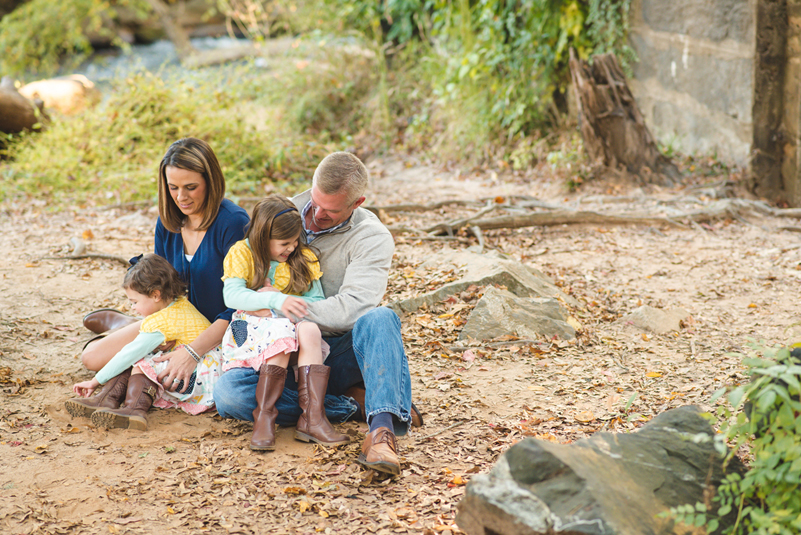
[
  {"x1": 221, "y1": 194, "x2": 348, "y2": 451},
  {"x1": 68, "y1": 253, "x2": 222, "y2": 430}
]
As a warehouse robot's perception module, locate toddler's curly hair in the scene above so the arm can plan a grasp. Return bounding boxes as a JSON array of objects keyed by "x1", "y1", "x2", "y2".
[{"x1": 123, "y1": 253, "x2": 186, "y2": 303}]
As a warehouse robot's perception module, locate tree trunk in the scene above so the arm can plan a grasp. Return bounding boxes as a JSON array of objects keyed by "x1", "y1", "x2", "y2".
[
  {"x1": 0, "y1": 76, "x2": 47, "y2": 135},
  {"x1": 569, "y1": 49, "x2": 680, "y2": 186},
  {"x1": 750, "y1": 0, "x2": 789, "y2": 204},
  {"x1": 143, "y1": 0, "x2": 197, "y2": 60}
]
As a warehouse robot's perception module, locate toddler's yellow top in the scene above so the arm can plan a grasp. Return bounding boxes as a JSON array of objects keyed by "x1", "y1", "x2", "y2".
[{"x1": 140, "y1": 296, "x2": 210, "y2": 344}]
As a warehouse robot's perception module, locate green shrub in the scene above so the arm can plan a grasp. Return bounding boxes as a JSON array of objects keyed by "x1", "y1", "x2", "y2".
[
  {"x1": 0, "y1": 67, "x2": 343, "y2": 204},
  {"x1": 670, "y1": 343, "x2": 801, "y2": 534},
  {"x1": 0, "y1": 0, "x2": 151, "y2": 78},
  {"x1": 211, "y1": 0, "x2": 334, "y2": 41},
  {"x1": 326, "y1": 0, "x2": 635, "y2": 162},
  {"x1": 271, "y1": 45, "x2": 379, "y2": 137}
]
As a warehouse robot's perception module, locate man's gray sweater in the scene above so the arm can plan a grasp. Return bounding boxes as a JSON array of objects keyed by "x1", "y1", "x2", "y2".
[{"x1": 292, "y1": 190, "x2": 394, "y2": 335}]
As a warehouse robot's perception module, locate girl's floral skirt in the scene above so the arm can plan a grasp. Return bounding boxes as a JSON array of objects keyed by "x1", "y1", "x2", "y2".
[
  {"x1": 136, "y1": 345, "x2": 223, "y2": 416},
  {"x1": 221, "y1": 310, "x2": 329, "y2": 372}
]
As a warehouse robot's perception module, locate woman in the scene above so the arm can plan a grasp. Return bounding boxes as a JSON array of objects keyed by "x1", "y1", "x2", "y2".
[{"x1": 70, "y1": 137, "x2": 249, "y2": 413}]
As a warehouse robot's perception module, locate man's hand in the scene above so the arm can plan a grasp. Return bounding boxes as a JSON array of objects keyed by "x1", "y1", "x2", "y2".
[
  {"x1": 281, "y1": 296, "x2": 308, "y2": 322},
  {"x1": 153, "y1": 347, "x2": 197, "y2": 394}
]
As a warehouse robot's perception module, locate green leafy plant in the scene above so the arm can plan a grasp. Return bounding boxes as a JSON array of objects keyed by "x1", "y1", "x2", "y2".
[
  {"x1": 326, "y1": 0, "x2": 635, "y2": 164},
  {"x1": 1, "y1": 66, "x2": 346, "y2": 204},
  {"x1": 670, "y1": 343, "x2": 801, "y2": 534},
  {"x1": 212, "y1": 0, "x2": 328, "y2": 41},
  {"x1": 0, "y1": 0, "x2": 640, "y2": 185},
  {"x1": 0, "y1": 0, "x2": 151, "y2": 78}
]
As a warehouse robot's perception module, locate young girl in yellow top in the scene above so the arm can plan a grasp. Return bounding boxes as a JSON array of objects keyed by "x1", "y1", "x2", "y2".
[
  {"x1": 221, "y1": 194, "x2": 349, "y2": 451},
  {"x1": 68, "y1": 254, "x2": 223, "y2": 430}
]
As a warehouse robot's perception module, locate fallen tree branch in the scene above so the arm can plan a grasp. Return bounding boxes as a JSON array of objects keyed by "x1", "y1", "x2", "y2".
[
  {"x1": 365, "y1": 199, "x2": 482, "y2": 214},
  {"x1": 395, "y1": 235, "x2": 470, "y2": 243},
  {"x1": 770, "y1": 207, "x2": 801, "y2": 218},
  {"x1": 41, "y1": 254, "x2": 130, "y2": 266},
  {"x1": 365, "y1": 195, "x2": 562, "y2": 215},
  {"x1": 446, "y1": 339, "x2": 543, "y2": 351},
  {"x1": 387, "y1": 198, "x2": 801, "y2": 237},
  {"x1": 96, "y1": 201, "x2": 152, "y2": 212},
  {"x1": 440, "y1": 210, "x2": 686, "y2": 234},
  {"x1": 383, "y1": 198, "x2": 801, "y2": 238},
  {"x1": 424, "y1": 203, "x2": 499, "y2": 235},
  {"x1": 181, "y1": 45, "x2": 261, "y2": 68},
  {"x1": 469, "y1": 225, "x2": 484, "y2": 253},
  {"x1": 668, "y1": 199, "x2": 778, "y2": 224}
]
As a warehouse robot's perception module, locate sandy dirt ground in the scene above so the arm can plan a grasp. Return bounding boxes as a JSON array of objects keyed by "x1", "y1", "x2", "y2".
[{"x1": 1, "y1": 158, "x2": 798, "y2": 534}]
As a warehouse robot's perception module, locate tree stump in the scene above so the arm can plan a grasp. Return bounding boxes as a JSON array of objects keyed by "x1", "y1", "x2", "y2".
[
  {"x1": 0, "y1": 76, "x2": 47, "y2": 135},
  {"x1": 569, "y1": 49, "x2": 679, "y2": 186}
]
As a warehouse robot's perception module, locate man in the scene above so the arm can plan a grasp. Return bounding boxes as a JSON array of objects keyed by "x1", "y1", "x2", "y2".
[{"x1": 214, "y1": 151, "x2": 419, "y2": 475}]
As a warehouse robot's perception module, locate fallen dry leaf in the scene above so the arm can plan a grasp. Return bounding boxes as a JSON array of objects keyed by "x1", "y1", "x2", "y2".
[{"x1": 575, "y1": 411, "x2": 595, "y2": 423}]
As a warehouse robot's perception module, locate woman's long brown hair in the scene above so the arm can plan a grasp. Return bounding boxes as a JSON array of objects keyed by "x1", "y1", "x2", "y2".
[
  {"x1": 245, "y1": 195, "x2": 317, "y2": 295},
  {"x1": 157, "y1": 137, "x2": 226, "y2": 233}
]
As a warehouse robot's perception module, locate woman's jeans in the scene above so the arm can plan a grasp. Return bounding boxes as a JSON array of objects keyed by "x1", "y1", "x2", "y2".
[{"x1": 214, "y1": 307, "x2": 413, "y2": 436}]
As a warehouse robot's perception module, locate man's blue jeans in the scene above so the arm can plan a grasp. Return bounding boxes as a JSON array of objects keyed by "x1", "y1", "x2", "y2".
[{"x1": 214, "y1": 307, "x2": 413, "y2": 436}]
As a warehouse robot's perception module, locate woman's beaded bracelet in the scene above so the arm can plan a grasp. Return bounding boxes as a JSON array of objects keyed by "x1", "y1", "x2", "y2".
[{"x1": 185, "y1": 344, "x2": 202, "y2": 363}]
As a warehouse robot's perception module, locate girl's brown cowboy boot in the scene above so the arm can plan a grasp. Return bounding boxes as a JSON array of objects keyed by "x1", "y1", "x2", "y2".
[
  {"x1": 65, "y1": 368, "x2": 132, "y2": 418},
  {"x1": 91, "y1": 374, "x2": 157, "y2": 431},
  {"x1": 295, "y1": 365, "x2": 350, "y2": 446},
  {"x1": 250, "y1": 364, "x2": 287, "y2": 451}
]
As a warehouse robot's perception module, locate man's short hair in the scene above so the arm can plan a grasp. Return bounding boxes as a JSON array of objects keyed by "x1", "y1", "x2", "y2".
[{"x1": 312, "y1": 152, "x2": 369, "y2": 205}]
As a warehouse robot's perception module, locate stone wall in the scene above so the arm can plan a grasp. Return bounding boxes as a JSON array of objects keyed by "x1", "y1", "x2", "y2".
[{"x1": 628, "y1": 0, "x2": 756, "y2": 168}]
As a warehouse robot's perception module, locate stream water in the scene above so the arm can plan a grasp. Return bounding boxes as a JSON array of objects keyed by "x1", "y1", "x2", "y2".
[{"x1": 75, "y1": 36, "x2": 259, "y2": 89}]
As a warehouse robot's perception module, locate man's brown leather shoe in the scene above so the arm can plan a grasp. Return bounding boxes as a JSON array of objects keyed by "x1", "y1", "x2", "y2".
[
  {"x1": 345, "y1": 384, "x2": 424, "y2": 427},
  {"x1": 358, "y1": 427, "x2": 400, "y2": 475},
  {"x1": 83, "y1": 309, "x2": 139, "y2": 334}
]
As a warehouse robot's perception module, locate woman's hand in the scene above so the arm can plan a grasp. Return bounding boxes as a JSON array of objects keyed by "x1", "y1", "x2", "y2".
[
  {"x1": 281, "y1": 296, "x2": 308, "y2": 322},
  {"x1": 73, "y1": 378, "x2": 100, "y2": 397},
  {"x1": 153, "y1": 347, "x2": 197, "y2": 394}
]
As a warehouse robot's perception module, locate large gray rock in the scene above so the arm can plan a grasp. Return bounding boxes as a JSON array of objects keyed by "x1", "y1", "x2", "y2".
[
  {"x1": 459, "y1": 287, "x2": 575, "y2": 341},
  {"x1": 619, "y1": 305, "x2": 690, "y2": 335},
  {"x1": 389, "y1": 250, "x2": 577, "y2": 315},
  {"x1": 457, "y1": 406, "x2": 743, "y2": 535}
]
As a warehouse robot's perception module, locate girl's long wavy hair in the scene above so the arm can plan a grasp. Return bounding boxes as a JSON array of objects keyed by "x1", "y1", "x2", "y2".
[{"x1": 246, "y1": 195, "x2": 316, "y2": 295}]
